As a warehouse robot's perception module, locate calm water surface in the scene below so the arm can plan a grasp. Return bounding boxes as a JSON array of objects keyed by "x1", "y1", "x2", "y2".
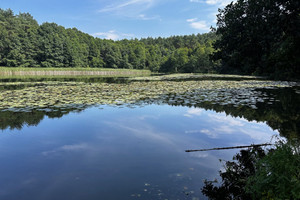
[
  {"x1": 0, "y1": 105, "x2": 280, "y2": 200},
  {"x1": 0, "y1": 77, "x2": 299, "y2": 200}
]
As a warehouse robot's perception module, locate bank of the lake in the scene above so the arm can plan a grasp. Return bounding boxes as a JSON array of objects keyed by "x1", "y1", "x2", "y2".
[{"x1": 0, "y1": 67, "x2": 151, "y2": 77}]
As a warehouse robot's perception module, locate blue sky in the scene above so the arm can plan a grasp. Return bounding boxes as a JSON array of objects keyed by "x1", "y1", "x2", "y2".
[{"x1": 2, "y1": 0, "x2": 233, "y2": 40}]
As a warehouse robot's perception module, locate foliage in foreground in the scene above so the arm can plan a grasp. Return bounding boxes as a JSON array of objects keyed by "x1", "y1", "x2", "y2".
[{"x1": 202, "y1": 141, "x2": 300, "y2": 200}]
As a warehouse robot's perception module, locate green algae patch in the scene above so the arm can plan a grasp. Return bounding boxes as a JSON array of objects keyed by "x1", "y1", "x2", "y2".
[{"x1": 0, "y1": 79, "x2": 297, "y2": 112}]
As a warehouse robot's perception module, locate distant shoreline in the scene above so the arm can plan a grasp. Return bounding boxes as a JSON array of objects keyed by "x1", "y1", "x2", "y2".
[{"x1": 0, "y1": 67, "x2": 151, "y2": 76}]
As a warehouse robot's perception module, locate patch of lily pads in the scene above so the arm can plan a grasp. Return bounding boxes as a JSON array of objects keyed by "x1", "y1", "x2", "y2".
[
  {"x1": 0, "y1": 76, "x2": 298, "y2": 112},
  {"x1": 129, "y1": 73, "x2": 266, "y2": 81}
]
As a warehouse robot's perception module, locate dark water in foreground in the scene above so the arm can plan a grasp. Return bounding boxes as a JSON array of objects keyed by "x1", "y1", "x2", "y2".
[{"x1": 0, "y1": 77, "x2": 299, "y2": 200}]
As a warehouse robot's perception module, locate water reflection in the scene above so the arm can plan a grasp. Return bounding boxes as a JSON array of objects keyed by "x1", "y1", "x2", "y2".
[
  {"x1": 0, "y1": 74, "x2": 263, "y2": 84},
  {"x1": 0, "y1": 106, "x2": 88, "y2": 130},
  {"x1": 0, "y1": 105, "x2": 277, "y2": 200},
  {"x1": 0, "y1": 77, "x2": 131, "y2": 84},
  {"x1": 0, "y1": 77, "x2": 131, "y2": 91},
  {"x1": 0, "y1": 78, "x2": 299, "y2": 199},
  {"x1": 1, "y1": 87, "x2": 299, "y2": 141}
]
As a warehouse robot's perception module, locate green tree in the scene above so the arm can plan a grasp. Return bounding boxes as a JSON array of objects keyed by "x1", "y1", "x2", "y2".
[
  {"x1": 0, "y1": 8, "x2": 219, "y2": 72},
  {"x1": 212, "y1": 0, "x2": 300, "y2": 79}
]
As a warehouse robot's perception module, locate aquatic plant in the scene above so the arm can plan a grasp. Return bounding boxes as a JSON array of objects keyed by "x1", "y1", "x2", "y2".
[{"x1": 0, "y1": 77, "x2": 297, "y2": 112}]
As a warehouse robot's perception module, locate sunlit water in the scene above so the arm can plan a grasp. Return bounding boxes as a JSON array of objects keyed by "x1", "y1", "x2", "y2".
[{"x1": 0, "y1": 104, "x2": 279, "y2": 200}]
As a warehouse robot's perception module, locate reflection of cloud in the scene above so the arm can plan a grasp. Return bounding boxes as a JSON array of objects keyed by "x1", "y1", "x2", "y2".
[
  {"x1": 138, "y1": 114, "x2": 160, "y2": 120},
  {"x1": 208, "y1": 113, "x2": 244, "y2": 126},
  {"x1": 185, "y1": 129, "x2": 218, "y2": 138},
  {"x1": 104, "y1": 121, "x2": 175, "y2": 145},
  {"x1": 184, "y1": 108, "x2": 204, "y2": 118},
  {"x1": 190, "y1": 152, "x2": 209, "y2": 158},
  {"x1": 42, "y1": 143, "x2": 90, "y2": 156},
  {"x1": 201, "y1": 129, "x2": 218, "y2": 138},
  {"x1": 204, "y1": 112, "x2": 278, "y2": 142},
  {"x1": 214, "y1": 125, "x2": 235, "y2": 134},
  {"x1": 212, "y1": 113, "x2": 278, "y2": 142},
  {"x1": 60, "y1": 144, "x2": 89, "y2": 151},
  {"x1": 240, "y1": 129, "x2": 275, "y2": 141}
]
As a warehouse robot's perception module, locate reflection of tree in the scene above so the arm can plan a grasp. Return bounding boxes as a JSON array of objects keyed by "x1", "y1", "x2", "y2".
[
  {"x1": 202, "y1": 146, "x2": 266, "y2": 199},
  {"x1": 215, "y1": 88, "x2": 299, "y2": 140},
  {"x1": 163, "y1": 87, "x2": 300, "y2": 141},
  {"x1": 201, "y1": 141, "x2": 300, "y2": 199},
  {"x1": 0, "y1": 107, "x2": 87, "y2": 130},
  {"x1": 0, "y1": 110, "x2": 43, "y2": 130},
  {"x1": 1, "y1": 86, "x2": 299, "y2": 141}
]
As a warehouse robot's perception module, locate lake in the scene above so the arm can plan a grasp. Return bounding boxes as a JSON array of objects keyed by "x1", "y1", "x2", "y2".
[{"x1": 0, "y1": 75, "x2": 299, "y2": 200}]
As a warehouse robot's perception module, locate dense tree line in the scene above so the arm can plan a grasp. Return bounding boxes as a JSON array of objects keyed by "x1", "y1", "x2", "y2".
[
  {"x1": 0, "y1": 9, "x2": 219, "y2": 73},
  {"x1": 212, "y1": 0, "x2": 300, "y2": 79}
]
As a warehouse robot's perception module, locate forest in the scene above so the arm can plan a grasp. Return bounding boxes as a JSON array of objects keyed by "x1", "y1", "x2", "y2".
[
  {"x1": 0, "y1": 0, "x2": 299, "y2": 79},
  {"x1": 0, "y1": 8, "x2": 219, "y2": 73},
  {"x1": 212, "y1": 0, "x2": 299, "y2": 79}
]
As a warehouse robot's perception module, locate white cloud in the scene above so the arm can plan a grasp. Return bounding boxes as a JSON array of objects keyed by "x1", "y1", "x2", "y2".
[
  {"x1": 189, "y1": 0, "x2": 236, "y2": 26},
  {"x1": 99, "y1": 0, "x2": 155, "y2": 13},
  {"x1": 190, "y1": 0, "x2": 235, "y2": 7},
  {"x1": 188, "y1": 19, "x2": 210, "y2": 31},
  {"x1": 189, "y1": 0, "x2": 202, "y2": 2},
  {"x1": 92, "y1": 30, "x2": 119, "y2": 40},
  {"x1": 92, "y1": 30, "x2": 134, "y2": 40},
  {"x1": 98, "y1": 0, "x2": 160, "y2": 20},
  {"x1": 186, "y1": 18, "x2": 198, "y2": 22},
  {"x1": 137, "y1": 14, "x2": 161, "y2": 21},
  {"x1": 206, "y1": 0, "x2": 234, "y2": 6}
]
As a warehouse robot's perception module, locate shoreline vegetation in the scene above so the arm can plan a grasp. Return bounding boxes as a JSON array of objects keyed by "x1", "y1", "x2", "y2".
[
  {"x1": 0, "y1": 67, "x2": 151, "y2": 76},
  {"x1": 0, "y1": 9, "x2": 219, "y2": 76},
  {"x1": 0, "y1": 67, "x2": 270, "y2": 81},
  {"x1": 1, "y1": 7, "x2": 298, "y2": 80}
]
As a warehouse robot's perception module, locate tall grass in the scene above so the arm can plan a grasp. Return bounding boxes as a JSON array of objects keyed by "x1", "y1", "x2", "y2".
[{"x1": 0, "y1": 67, "x2": 151, "y2": 76}]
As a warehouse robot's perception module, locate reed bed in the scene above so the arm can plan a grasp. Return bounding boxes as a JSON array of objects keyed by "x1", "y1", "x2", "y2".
[{"x1": 0, "y1": 67, "x2": 151, "y2": 76}]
